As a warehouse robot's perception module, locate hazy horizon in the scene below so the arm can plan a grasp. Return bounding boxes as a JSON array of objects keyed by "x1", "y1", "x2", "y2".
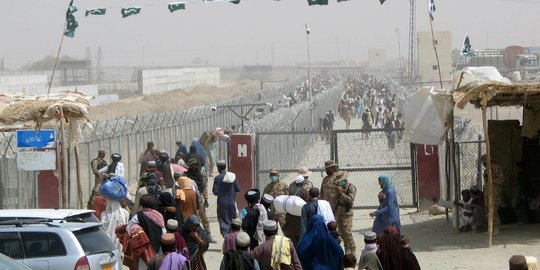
[{"x1": 1, "y1": 0, "x2": 539, "y2": 69}]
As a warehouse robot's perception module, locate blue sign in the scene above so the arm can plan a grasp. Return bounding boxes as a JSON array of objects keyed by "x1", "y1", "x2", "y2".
[{"x1": 16, "y1": 130, "x2": 56, "y2": 148}]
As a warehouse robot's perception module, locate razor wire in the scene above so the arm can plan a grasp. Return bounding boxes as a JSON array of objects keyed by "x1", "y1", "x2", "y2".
[{"x1": 0, "y1": 76, "x2": 306, "y2": 209}]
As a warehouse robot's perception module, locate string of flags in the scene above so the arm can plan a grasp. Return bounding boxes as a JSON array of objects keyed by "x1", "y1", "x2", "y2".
[
  {"x1": 66, "y1": 0, "x2": 239, "y2": 37},
  {"x1": 64, "y1": 0, "x2": 432, "y2": 38}
]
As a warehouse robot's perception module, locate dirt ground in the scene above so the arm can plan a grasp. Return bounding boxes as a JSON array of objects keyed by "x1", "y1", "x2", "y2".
[
  {"x1": 200, "y1": 206, "x2": 540, "y2": 269},
  {"x1": 88, "y1": 80, "x2": 260, "y2": 121},
  {"x1": 200, "y1": 110, "x2": 539, "y2": 269},
  {"x1": 109, "y1": 81, "x2": 538, "y2": 269}
]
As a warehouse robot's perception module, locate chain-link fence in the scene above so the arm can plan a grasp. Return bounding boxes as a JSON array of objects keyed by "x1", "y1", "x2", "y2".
[
  {"x1": 254, "y1": 82, "x2": 345, "y2": 187},
  {"x1": 0, "y1": 76, "x2": 305, "y2": 209},
  {"x1": 456, "y1": 137, "x2": 484, "y2": 191},
  {"x1": 255, "y1": 127, "x2": 416, "y2": 208},
  {"x1": 334, "y1": 129, "x2": 415, "y2": 208},
  {"x1": 0, "y1": 133, "x2": 37, "y2": 209}
]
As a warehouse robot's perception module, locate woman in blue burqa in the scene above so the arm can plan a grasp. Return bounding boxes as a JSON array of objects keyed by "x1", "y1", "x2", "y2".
[
  {"x1": 297, "y1": 214, "x2": 344, "y2": 270},
  {"x1": 370, "y1": 174, "x2": 401, "y2": 234}
]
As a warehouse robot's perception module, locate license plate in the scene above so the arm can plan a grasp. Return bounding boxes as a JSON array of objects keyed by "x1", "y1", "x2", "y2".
[{"x1": 102, "y1": 264, "x2": 112, "y2": 270}]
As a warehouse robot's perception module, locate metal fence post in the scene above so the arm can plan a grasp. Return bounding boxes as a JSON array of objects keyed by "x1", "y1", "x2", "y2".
[
  {"x1": 255, "y1": 133, "x2": 260, "y2": 189},
  {"x1": 331, "y1": 130, "x2": 338, "y2": 163},
  {"x1": 456, "y1": 142, "x2": 461, "y2": 191},
  {"x1": 410, "y1": 143, "x2": 418, "y2": 208},
  {"x1": 477, "y1": 135, "x2": 483, "y2": 189}
]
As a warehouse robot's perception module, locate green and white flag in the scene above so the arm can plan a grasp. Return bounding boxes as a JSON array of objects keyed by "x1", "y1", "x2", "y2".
[
  {"x1": 379, "y1": 0, "x2": 386, "y2": 4},
  {"x1": 461, "y1": 34, "x2": 474, "y2": 57},
  {"x1": 202, "y1": 0, "x2": 241, "y2": 3},
  {"x1": 121, "y1": 7, "x2": 141, "y2": 18},
  {"x1": 307, "y1": 0, "x2": 328, "y2": 6},
  {"x1": 168, "y1": 2, "x2": 186, "y2": 12},
  {"x1": 428, "y1": 0, "x2": 436, "y2": 20},
  {"x1": 64, "y1": 0, "x2": 79, "y2": 38},
  {"x1": 85, "y1": 8, "x2": 106, "y2": 17}
]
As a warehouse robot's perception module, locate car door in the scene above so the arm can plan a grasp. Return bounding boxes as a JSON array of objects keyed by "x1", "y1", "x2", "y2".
[{"x1": 0, "y1": 232, "x2": 24, "y2": 263}]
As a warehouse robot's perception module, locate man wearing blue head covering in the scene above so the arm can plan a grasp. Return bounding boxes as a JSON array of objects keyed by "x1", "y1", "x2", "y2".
[{"x1": 370, "y1": 174, "x2": 401, "y2": 234}]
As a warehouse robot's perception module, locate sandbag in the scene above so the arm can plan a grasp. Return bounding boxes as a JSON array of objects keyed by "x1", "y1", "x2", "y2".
[
  {"x1": 99, "y1": 176, "x2": 128, "y2": 201},
  {"x1": 274, "y1": 195, "x2": 306, "y2": 216}
]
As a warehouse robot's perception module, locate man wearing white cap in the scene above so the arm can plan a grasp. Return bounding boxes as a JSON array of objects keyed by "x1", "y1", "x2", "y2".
[
  {"x1": 251, "y1": 220, "x2": 302, "y2": 270},
  {"x1": 283, "y1": 170, "x2": 313, "y2": 246},
  {"x1": 220, "y1": 231, "x2": 260, "y2": 270}
]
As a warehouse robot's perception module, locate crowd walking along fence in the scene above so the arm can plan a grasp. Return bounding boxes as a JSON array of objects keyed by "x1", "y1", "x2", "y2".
[
  {"x1": 0, "y1": 77, "x2": 303, "y2": 209},
  {"x1": 255, "y1": 127, "x2": 417, "y2": 209}
]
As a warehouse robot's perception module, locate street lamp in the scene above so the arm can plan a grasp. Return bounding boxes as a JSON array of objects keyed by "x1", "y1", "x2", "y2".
[
  {"x1": 213, "y1": 103, "x2": 272, "y2": 133},
  {"x1": 395, "y1": 28, "x2": 403, "y2": 77},
  {"x1": 305, "y1": 23, "x2": 313, "y2": 128}
]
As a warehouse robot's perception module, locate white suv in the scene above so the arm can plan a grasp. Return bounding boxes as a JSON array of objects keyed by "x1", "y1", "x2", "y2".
[
  {"x1": 0, "y1": 209, "x2": 100, "y2": 223},
  {"x1": 0, "y1": 219, "x2": 121, "y2": 270}
]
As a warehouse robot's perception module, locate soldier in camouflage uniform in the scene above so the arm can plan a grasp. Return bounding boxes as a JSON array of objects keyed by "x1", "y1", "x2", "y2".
[
  {"x1": 481, "y1": 154, "x2": 503, "y2": 235},
  {"x1": 320, "y1": 160, "x2": 339, "y2": 210},
  {"x1": 262, "y1": 168, "x2": 289, "y2": 228},
  {"x1": 334, "y1": 171, "x2": 357, "y2": 255}
]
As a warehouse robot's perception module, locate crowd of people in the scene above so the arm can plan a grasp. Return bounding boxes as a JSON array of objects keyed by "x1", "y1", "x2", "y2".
[
  {"x1": 83, "y1": 72, "x2": 540, "y2": 270},
  {"x1": 89, "y1": 136, "x2": 420, "y2": 270},
  {"x1": 320, "y1": 74, "x2": 404, "y2": 149},
  {"x1": 88, "y1": 125, "x2": 232, "y2": 269}
]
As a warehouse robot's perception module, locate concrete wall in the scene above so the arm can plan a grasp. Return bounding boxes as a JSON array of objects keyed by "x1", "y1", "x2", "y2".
[
  {"x1": 91, "y1": 94, "x2": 119, "y2": 106},
  {"x1": 0, "y1": 75, "x2": 48, "y2": 95},
  {"x1": 0, "y1": 74, "x2": 99, "y2": 96},
  {"x1": 140, "y1": 67, "x2": 220, "y2": 95},
  {"x1": 417, "y1": 31, "x2": 452, "y2": 82}
]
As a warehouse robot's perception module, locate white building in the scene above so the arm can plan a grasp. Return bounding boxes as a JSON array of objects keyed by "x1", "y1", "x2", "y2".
[{"x1": 417, "y1": 31, "x2": 452, "y2": 83}]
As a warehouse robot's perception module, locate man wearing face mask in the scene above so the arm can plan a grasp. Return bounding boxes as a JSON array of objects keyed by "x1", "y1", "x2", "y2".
[
  {"x1": 185, "y1": 158, "x2": 217, "y2": 243},
  {"x1": 320, "y1": 160, "x2": 340, "y2": 211},
  {"x1": 263, "y1": 168, "x2": 289, "y2": 228}
]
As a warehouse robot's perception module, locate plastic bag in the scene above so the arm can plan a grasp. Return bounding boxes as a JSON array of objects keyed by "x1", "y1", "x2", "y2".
[{"x1": 99, "y1": 176, "x2": 128, "y2": 201}]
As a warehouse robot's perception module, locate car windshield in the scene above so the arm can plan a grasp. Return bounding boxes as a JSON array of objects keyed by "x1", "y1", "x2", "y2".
[{"x1": 73, "y1": 226, "x2": 115, "y2": 255}]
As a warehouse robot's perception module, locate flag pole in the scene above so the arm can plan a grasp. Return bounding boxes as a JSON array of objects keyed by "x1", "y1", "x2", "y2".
[
  {"x1": 428, "y1": 17, "x2": 443, "y2": 89},
  {"x1": 48, "y1": 21, "x2": 68, "y2": 97}
]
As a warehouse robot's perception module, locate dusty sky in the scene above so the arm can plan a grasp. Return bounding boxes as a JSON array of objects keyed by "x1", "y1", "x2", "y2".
[{"x1": 0, "y1": 0, "x2": 539, "y2": 69}]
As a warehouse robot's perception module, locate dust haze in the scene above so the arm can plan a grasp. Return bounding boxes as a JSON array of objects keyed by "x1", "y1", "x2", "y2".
[{"x1": 0, "y1": 0, "x2": 539, "y2": 69}]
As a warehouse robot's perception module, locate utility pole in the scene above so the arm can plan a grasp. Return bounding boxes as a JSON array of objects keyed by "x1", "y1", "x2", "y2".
[
  {"x1": 395, "y1": 28, "x2": 403, "y2": 77},
  {"x1": 408, "y1": 0, "x2": 417, "y2": 91},
  {"x1": 305, "y1": 24, "x2": 313, "y2": 129}
]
